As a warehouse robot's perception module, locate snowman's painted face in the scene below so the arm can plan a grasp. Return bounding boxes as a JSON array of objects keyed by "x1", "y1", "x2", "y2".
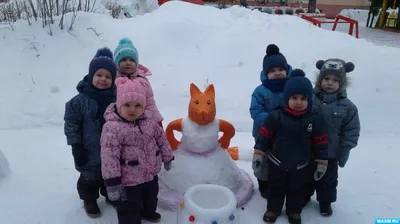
[{"x1": 188, "y1": 83, "x2": 216, "y2": 125}]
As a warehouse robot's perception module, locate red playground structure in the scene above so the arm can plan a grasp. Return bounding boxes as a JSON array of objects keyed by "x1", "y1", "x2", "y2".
[
  {"x1": 159, "y1": 0, "x2": 204, "y2": 5},
  {"x1": 300, "y1": 14, "x2": 359, "y2": 38}
]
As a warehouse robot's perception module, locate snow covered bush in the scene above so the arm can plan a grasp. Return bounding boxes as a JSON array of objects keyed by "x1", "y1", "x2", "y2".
[
  {"x1": 103, "y1": 0, "x2": 123, "y2": 18},
  {"x1": 119, "y1": 0, "x2": 158, "y2": 18},
  {"x1": 261, "y1": 7, "x2": 273, "y2": 14},
  {"x1": 274, "y1": 8, "x2": 283, "y2": 15},
  {"x1": 284, "y1": 7, "x2": 294, "y2": 15}
]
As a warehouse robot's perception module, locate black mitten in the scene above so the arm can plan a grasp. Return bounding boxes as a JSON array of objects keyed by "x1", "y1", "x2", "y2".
[{"x1": 71, "y1": 143, "x2": 88, "y2": 167}]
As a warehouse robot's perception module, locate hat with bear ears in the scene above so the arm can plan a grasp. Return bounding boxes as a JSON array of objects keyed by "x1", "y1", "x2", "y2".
[
  {"x1": 316, "y1": 58, "x2": 355, "y2": 87},
  {"x1": 262, "y1": 44, "x2": 289, "y2": 75}
]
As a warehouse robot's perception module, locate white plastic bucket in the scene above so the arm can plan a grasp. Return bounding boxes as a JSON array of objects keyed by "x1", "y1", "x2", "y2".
[{"x1": 177, "y1": 184, "x2": 238, "y2": 224}]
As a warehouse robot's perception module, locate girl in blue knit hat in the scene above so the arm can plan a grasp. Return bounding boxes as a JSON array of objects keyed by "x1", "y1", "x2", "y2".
[
  {"x1": 64, "y1": 47, "x2": 118, "y2": 218},
  {"x1": 113, "y1": 38, "x2": 164, "y2": 128},
  {"x1": 303, "y1": 59, "x2": 360, "y2": 217},
  {"x1": 250, "y1": 44, "x2": 292, "y2": 199},
  {"x1": 254, "y1": 69, "x2": 329, "y2": 224}
]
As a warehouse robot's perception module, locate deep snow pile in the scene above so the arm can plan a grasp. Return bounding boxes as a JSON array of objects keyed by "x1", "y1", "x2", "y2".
[
  {"x1": 0, "y1": 150, "x2": 10, "y2": 181},
  {"x1": 1, "y1": 1, "x2": 399, "y2": 135}
]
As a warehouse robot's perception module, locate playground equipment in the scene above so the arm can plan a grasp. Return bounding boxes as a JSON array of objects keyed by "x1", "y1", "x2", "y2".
[
  {"x1": 159, "y1": 0, "x2": 204, "y2": 6},
  {"x1": 300, "y1": 14, "x2": 359, "y2": 38}
]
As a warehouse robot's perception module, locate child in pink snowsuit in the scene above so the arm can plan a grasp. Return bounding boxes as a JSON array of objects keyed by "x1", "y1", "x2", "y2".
[
  {"x1": 100, "y1": 77, "x2": 174, "y2": 224},
  {"x1": 113, "y1": 37, "x2": 164, "y2": 127}
]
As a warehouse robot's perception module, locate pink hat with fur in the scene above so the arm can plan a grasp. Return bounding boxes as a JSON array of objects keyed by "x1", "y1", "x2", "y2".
[{"x1": 115, "y1": 77, "x2": 146, "y2": 109}]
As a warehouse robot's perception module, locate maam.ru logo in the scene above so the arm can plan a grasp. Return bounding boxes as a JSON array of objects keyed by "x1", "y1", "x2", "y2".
[{"x1": 375, "y1": 218, "x2": 400, "y2": 224}]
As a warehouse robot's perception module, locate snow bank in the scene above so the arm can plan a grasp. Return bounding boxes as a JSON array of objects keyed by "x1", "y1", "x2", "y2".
[
  {"x1": 0, "y1": 150, "x2": 10, "y2": 181},
  {"x1": 0, "y1": 1, "x2": 399, "y2": 135}
]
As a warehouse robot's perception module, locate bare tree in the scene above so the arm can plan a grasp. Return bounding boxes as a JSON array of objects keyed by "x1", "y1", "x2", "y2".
[
  {"x1": 69, "y1": 9, "x2": 78, "y2": 31},
  {"x1": 14, "y1": 1, "x2": 22, "y2": 20},
  {"x1": 1, "y1": 0, "x2": 103, "y2": 34},
  {"x1": 308, "y1": 0, "x2": 317, "y2": 13},
  {"x1": 59, "y1": 0, "x2": 69, "y2": 30},
  {"x1": 0, "y1": 3, "x2": 17, "y2": 30},
  {"x1": 376, "y1": 0, "x2": 389, "y2": 28},
  {"x1": 23, "y1": 1, "x2": 32, "y2": 25},
  {"x1": 28, "y1": 0, "x2": 38, "y2": 21}
]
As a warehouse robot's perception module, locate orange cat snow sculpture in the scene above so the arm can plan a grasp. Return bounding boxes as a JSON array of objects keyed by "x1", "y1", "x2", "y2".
[
  {"x1": 166, "y1": 83, "x2": 239, "y2": 160},
  {"x1": 157, "y1": 83, "x2": 254, "y2": 211}
]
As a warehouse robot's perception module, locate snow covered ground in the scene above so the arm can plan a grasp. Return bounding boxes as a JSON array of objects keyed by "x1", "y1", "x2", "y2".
[
  {"x1": 325, "y1": 9, "x2": 400, "y2": 48},
  {"x1": 0, "y1": 1, "x2": 399, "y2": 223}
]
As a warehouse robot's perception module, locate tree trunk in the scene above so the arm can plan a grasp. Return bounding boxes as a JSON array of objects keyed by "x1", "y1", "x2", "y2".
[
  {"x1": 377, "y1": 0, "x2": 388, "y2": 28},
  {"x1": 308, "y1": 0, "x2": 317, "y2": 13}
]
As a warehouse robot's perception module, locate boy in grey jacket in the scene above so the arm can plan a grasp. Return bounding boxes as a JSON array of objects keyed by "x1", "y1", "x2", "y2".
[{"x1": 306, "y1": 58, "x2": 360, "y2": 216}]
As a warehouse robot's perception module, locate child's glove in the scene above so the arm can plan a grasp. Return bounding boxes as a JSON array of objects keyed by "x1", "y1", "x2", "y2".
[
  {"x1": 107, "y1": 185, "x2": 126, "y2": 201},
  {"x1": 252, "y1": 149, "x2": 265, "y2": 172},
  {"x1": 71, "y1": 143, "x2": 88, "y2": 167},
  {"x1": 164, "y1": 161, "x2": 172, "y2": 171},
  {"x1": 314, "y1": 159, "x2": 328, "y2": 181},
  {"x1": 338, "y1": 148, "x2": 350, "y2": 168}
]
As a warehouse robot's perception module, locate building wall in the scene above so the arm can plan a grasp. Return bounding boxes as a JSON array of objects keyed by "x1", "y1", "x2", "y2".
[
  {"x1": 316, "y1": 0, "x2": 371, "y2": 18},
  {"x1": 316, "y1": 0, "x2": 370, "y2": 7}
]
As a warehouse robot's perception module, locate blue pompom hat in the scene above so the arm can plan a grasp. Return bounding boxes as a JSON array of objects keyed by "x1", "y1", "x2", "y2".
[
  {"x1": 88, "y1": 47, "x2": 117, "y2": 82},
  {"x1": 262, "y1": 44, "x2": 289, "y2": 74},
  {"x1": 284, "y1": 69, "x2": 313, "y2": 113},
  {"x1": 114, "y1": 38, "x2": 139, "y2": 69}
]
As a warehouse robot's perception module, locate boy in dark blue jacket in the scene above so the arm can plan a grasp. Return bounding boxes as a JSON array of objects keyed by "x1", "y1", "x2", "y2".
[
  {"x1": 250, "y1": 44, "x2": 292, "y2": 199},
  {"x1": 254, "y1": 69, "x2": 329, "y2": 224},
  {"x1": 64, "y1": 47, "x2": 117, "y2": 218}
]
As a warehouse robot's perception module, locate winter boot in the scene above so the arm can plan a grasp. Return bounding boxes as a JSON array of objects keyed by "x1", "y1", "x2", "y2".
[
  {"x1": 287, "y1": 213, "x2": 302, "y2": 224},
  {"x1": 319, "y1": 202, "x2": 333, "y2": 217},
  {"x1": 263, "y1": 210, "x2": 281, "y2": 223},
  {"x1": 83, "y1": 200, "x2": 101, "y2": 218},
  {"x1": 141, "y1": 212, "x2": 161, "y2": 222}
]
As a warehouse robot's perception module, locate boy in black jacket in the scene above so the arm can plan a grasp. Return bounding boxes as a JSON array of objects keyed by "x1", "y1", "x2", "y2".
[{"x1": 253, "y1": 69, "x2": 329, "y2": 224}]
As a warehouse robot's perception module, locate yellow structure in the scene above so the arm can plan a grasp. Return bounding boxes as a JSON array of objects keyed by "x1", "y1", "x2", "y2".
[{"x1": 387, "y1": 10, "x2": 398, "y2": 26}]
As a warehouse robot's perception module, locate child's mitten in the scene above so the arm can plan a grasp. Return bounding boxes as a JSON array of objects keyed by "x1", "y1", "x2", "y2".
[
  {"x1": 252, "y1": 149, "x2": 265, "y2": 173},
  {"x1": 314, "y1": 159, "x2": 328, "y2": 181},
  {"x1": 164, "y1": 161, "x2": 172, "y2": 171},
  {"x1": 71, "y1": 143, "x2": 88, "y2": 167},
  {"x1": 107, "y1": 185, "x2": 126, "y2": 201},
  {"x1": 338, "y1": 148, "x2": 350, "y2": 168}
]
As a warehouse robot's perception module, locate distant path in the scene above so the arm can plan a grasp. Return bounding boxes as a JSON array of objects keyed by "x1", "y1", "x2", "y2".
[{"x1": 321, "y1": 21, "x2": 400, "y2": 48}]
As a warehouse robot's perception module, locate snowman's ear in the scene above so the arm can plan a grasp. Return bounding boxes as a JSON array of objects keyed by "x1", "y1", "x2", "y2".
[{"x1": 190, "y1": 83, "x2": 202, "y2": 96}]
